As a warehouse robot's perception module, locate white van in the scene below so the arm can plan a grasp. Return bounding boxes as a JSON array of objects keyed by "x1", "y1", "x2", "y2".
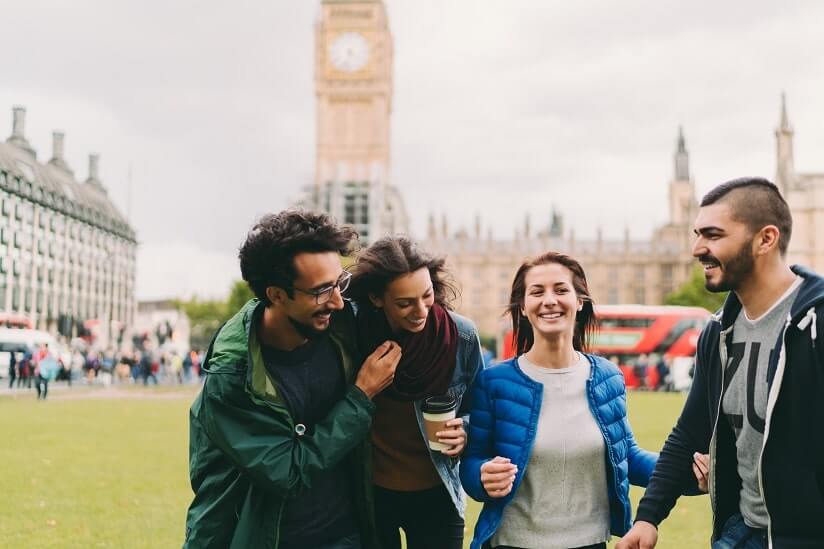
[{"x1": 0, "y1": 328, "x2": 66, "y2": 378}]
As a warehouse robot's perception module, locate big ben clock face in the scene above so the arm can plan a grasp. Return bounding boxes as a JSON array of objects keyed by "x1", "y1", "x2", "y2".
[{"x1": 329, "y1": 32, "x2": 370, "y2": 72}]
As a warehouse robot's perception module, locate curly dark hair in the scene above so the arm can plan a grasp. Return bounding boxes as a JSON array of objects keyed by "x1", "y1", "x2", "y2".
[
  {"x1": 348, "y1": 236, "x2": 458, "y2": 309},
  {"x1": 507, "y1": 251, "x2": 597, "y2": 355},
  {"x1": 239, "y1": 210, "x2": 358, "y2": 305}
]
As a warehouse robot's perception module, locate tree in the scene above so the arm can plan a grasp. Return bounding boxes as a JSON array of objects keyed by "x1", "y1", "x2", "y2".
[
  {"x1": 175, "y1": 297, "x2": 227, "y2": 351},
  {"x1": 226, "y1": 280, "x2": 255, "y2": 315},
  {"x1": 176, "y1": 281, "x2": 256, "y2": 350},
  {"x1": 665, "y1": 265, "x2": 727, "y2": 312}
]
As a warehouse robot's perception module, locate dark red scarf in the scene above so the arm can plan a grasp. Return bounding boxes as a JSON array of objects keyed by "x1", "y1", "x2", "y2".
[{"x1": 357, "y1": 302, "x2": 458, "y2": 401}]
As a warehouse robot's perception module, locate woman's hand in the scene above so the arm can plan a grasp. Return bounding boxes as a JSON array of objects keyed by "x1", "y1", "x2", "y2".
[
  {"x1": 436, "y1": 417, "x2": 466, "y2": 457},
  {"x1": 480, "y1": 456, "x2": 517, "y2": 498},
  {"x1": 693, "y1": 452, "x2": 709, "y2": 493}
]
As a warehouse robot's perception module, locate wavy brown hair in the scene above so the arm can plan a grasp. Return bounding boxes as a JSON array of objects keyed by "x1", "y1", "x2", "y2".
[
  {"x1": 348, "y1": 236, "x2": 458, "y2": 308},
  {"x1": 507, "y1": 251, "x2": 597, "y2": 355}
]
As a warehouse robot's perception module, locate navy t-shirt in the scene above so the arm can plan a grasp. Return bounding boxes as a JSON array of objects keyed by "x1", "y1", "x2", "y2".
[{"x1": 260, "y1": 335, "x2": 357, "y2": 548}]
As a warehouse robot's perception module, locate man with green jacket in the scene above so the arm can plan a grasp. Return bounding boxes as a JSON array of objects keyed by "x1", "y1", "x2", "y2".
[{"x1": 184, "y1": 210, "x2": 401, "y2": 549}]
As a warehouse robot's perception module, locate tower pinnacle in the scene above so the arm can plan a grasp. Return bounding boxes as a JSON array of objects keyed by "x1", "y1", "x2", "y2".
[{"x1": 674, "y1": 126, "x2": 690, "y2": 181}]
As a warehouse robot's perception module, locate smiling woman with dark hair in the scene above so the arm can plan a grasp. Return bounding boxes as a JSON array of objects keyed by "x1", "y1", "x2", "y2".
[
  {"x1": 348, "y1": 235, "x2": 485, "y2": 549},
  {"x1": 460, "y1": 251, "x2": 665, "y2": 549}
]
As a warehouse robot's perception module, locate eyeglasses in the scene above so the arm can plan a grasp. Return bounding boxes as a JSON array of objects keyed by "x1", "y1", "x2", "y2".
[{"x1": 291, "y1": 270, "x2": 352, "y2": 304}]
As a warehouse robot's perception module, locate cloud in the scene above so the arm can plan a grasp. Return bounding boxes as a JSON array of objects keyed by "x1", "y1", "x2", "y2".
[
  {"x1": 2, "y1": 0, "x2": 823, "y2": 298},
  {"x1": 136, "y1": 241, "x2": 239, "y2": 301}
]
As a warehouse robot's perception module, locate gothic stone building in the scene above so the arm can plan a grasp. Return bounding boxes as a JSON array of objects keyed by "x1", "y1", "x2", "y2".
[{"x1": 425, "y1": 129, "x2": 698, "y2": 337}]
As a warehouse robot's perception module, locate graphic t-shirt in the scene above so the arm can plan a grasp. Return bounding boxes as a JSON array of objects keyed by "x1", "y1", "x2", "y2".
[{"x1": 722, "y1": 276, "x2": 801, "y2": 529}]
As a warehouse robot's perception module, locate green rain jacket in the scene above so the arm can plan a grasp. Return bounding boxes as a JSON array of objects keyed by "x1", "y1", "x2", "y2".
[{"x1": 183, "y1": 299, "x2": 378, "y2": 549}]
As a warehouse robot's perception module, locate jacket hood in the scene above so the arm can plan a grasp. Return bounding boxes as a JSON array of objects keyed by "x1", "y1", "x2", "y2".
[{"x1": 716, "y1": 264, "x2": 824, "y2": 332}]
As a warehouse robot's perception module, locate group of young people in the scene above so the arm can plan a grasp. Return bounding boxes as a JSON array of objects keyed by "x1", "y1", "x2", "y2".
[{"x1": 183, "y1": 176, "x2": 824, "y2": 549}]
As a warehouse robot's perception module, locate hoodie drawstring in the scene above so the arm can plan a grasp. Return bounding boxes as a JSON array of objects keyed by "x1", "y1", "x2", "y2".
[{"x1": 797, "y1": 307, "x2": 818, "y2": 345}]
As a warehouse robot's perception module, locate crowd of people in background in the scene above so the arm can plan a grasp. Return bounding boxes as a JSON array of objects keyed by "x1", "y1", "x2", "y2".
[{"x1": 5, "y1": 343, "x2": 206, "y2": 399}]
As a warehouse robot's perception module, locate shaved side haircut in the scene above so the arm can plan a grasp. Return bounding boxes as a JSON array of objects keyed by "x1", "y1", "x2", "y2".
[{"x1": 700, "y1": 177, "x2": 793, "y2": 256}]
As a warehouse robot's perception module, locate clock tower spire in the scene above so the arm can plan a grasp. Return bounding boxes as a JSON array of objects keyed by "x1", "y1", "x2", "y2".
[{"x1": 305, "y1": 0, "x2": 407, "y2": 243}]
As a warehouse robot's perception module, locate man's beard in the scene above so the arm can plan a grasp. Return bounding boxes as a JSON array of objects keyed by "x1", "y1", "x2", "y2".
[
  {"x1": 701, "y1": 242, "x2": 754, "y2": 293},
  {"x1": 288, "y1": 312, "x2": 331, "y2": 339}
]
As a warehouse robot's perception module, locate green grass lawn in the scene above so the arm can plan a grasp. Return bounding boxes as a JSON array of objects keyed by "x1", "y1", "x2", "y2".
[{"x1": 0, "y1": 387, "x2": 711, "y2": 548}]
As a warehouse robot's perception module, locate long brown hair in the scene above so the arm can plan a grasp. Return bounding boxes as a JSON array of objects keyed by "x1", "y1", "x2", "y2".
[
  {"x1": 507, "y1": 251, "x2": 597, "y2": 355},
  {"x1": 348, "y1": 235, "x2": 458, "y2": 308}
]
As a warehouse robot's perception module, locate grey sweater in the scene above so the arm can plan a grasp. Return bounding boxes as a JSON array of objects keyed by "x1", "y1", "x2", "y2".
[{"x1": 491, "y1": 354, "x2": 610, "y2": 549}]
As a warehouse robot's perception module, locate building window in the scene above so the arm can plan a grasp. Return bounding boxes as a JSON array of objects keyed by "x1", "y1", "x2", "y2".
[
  {"x1": 607, "y1": 287, "x2": 619, "y2": 304},
  {"x1": 661, "y1": 264, "x2": 674, "y2": 295},
  {"x1": 634, "y1": 287, "x2": 646, "y2": 304}
]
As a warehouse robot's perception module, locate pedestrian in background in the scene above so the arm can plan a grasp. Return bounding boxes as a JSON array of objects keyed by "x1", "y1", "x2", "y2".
[
  {"x1": 35, "y1": 354, "x2": 58, "y2": 400},
  {"x1": 7, "y1": 350, "x2": 17, "y2": 389},
  {"x1": 182, "y1": 351, "x2": 192, "y2": 383},
  {"x1": 18, "y1": 350, "x2": 32, "y2": 388}
]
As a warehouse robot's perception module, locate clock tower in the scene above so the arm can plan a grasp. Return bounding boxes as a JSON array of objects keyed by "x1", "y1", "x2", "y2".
[{"x1": 307, "y1": 0, "x2": 407, "y2": 244}]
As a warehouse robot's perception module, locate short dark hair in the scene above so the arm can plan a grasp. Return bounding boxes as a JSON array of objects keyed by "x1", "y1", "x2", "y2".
[
  {"x1": 700, "y1": 177, "x2": 792, "y2": 256},
  {"x1": 507, "y1": 251, "x2": 597, "y2": 355},
  {"x1": 348, "y1": 236, "x2": 458, "y2": 309},
  {"x1": 239, "y1": 210, "x2": 358, "y2": 305}
]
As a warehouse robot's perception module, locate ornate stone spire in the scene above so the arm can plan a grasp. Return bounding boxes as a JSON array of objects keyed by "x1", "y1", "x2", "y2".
[
  {"x1": 674, "y1": 126, "x2": 690, "y2": 181},
  {"x1": 775, "y1": 92, "x2": 794, "y2": 194},
  {"x1": 779, "y1": 92, "x2": 792, "y2": 132}
]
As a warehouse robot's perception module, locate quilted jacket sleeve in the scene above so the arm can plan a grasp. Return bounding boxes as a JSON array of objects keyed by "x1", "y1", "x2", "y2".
[
  {"x1": 460, "y1": 368, "x2": 495, "y2": 502},
  {"x1": 625, "y1": 414, "x2": 658, "y2": 487}
]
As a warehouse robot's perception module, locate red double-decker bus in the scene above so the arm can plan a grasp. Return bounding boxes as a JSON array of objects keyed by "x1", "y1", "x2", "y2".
[
  {"x1": 0, "y1": 313, "x2": 33, "y2": 329},
  {"x1": 497, "y1": 304, "x2": 711, "y2": 389},
  {"x1": 590, "y1": 304, "x2": 710, "y2": 359}
]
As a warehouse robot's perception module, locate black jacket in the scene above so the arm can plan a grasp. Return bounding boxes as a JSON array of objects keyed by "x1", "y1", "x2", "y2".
[{"x1": 635, "y1": 265, "x2": 824, "y2": 548}]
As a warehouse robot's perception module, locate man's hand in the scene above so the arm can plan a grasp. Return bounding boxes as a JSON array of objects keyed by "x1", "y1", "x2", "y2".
[
  {"x1": 693, "y1": 452, "x2": 709, "y2": 493},
  {"x1": 616, "y1": 521, "x2": 658, "y2": 549},
  {"x1": 355, "y1": 341, "x2": 401, "y2": 399},
  {"x1": 436, "y1": 417, "x2": 466, "y2": 457},
  {"x1": 480, "y1": 456, "x2": 517, "y2": 498}
]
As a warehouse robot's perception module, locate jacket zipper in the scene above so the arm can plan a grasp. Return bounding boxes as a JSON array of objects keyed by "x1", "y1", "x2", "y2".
[
  {"x1": 757, "y1": 315, "x2": 791, "y2": 549},
  {"x1": 585, "y1": 371, "x2": 623, "y2": 527},
  {"x1": 709, "y1": 325, "x2": 732, "y2": 542}
]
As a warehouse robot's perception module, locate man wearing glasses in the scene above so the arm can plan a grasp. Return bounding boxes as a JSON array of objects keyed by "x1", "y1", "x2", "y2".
[{"x1": 184, "y1": 210, "x2": 401, "y2": 549}]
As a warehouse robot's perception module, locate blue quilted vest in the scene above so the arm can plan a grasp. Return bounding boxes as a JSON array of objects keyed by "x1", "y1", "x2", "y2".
[{"x1": 459, "y1": 354, "x2": 657, "y2": 549}]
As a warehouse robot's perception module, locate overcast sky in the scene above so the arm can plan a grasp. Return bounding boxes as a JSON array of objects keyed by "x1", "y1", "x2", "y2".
[{"x1": 2, "y1": 0, "x2": 823, "y2": 300}]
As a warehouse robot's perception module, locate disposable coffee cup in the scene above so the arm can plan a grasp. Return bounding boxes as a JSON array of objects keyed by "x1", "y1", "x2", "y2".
[{"x1": 422, "y1": 395, "x2": 458, "y2": 451}]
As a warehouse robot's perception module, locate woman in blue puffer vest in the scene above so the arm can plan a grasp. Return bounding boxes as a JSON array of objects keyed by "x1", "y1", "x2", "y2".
[{"x1": 461, "y1": 251, "x2": 660, "y2": 549}]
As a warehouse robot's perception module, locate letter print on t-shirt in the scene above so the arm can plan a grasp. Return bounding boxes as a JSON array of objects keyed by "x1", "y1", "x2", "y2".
[{"x1": 723, "y1": 342, "x2": 772, "y2": 435}]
